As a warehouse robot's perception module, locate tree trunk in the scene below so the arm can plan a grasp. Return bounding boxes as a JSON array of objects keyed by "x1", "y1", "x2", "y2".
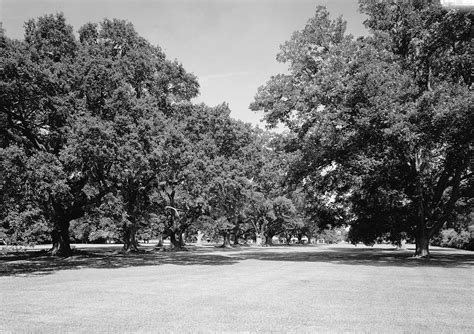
[
  {"x1": 233, "y1": 233, "x2": 240, "y2": 246},
  {"x1": 255, "y1": 232, "x2": 265, "y2": 246},
  {"x1": 396, "y1": 238, "x2": 407, "y2": 250},
  {"x1": 50, "y1": 223, "x2": 72, "y2": 257},
  {"x1": 179, "y1": 231, "x2": 185, "y2": 247},
  {"x1": 232, "y1": 229, "x2": 240, "y2": 246},
  {"x1": 123, "y1": 224, "x2": 139, "y2": 252},
  {"x1": 415, "y1": 232, "x2": 430, "y2": 258},
  {"x1": 265, "y1": 233, "x2": 274, "y2": 246},
  {"x1": 297, "y1": 233, "x2": 303, "y2": 244},
  {"x1": 413, "y1": 164, "x2": 431, "y2": 257},
  {"x1": 170, "y1": 232, "x2": 181, "y2": 248},
  {"x1": 155, "y1": 234, "x2": 164, "y2": 248},
  {"x1": 196, "y1": 230, "x2": 204, "y2": 246},
  {"x1": 219, "y1": 232, "x2": 232, "y2": 248}
]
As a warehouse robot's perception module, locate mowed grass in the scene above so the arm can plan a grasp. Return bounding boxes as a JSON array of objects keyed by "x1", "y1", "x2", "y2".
[{"x1": 0, "y1": 244, "x2": 473, "y2": 333}]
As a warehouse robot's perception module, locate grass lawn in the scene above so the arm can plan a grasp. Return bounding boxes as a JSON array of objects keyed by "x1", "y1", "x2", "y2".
[{"x1": 0, "y1": 244, "x2": 473, "y2": 333}]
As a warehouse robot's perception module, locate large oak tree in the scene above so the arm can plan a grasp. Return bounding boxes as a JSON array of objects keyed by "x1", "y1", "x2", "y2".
[
  {"x1": 1, "y1": 15, "x2": 199, "y2": 255},
  {"x1": 251, "y1": 3, "x2": 472, "y2": 257}
]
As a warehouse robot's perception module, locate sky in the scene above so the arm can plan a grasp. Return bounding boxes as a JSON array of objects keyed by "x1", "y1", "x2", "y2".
[{"x1": 0, "y1": 0, "x2": 368, "y2": 128}]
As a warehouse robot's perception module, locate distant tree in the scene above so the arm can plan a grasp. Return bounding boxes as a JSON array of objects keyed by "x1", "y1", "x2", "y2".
[
  {"x1": 209, "y1": 175, "x2": 249, "y2": 248},
  {"x1": 69, "y1": 219, "x2": 91, "y2": 243},
  {"x1": 263, "y1": 196, "x2": 296, "y2": 245},
  {"x1": 317, "y1": 227, "x2": 347, "y2": 244},
  {"x1": 236, "y1": 131, "x2": 301, "y2": 246},
  {"x1": 154, "y1": 103, "x2": 251, "y2": 249}
]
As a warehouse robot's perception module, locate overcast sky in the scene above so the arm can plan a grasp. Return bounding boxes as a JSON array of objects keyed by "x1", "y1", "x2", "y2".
[{"x1": 1, "y1": 0, "x2": 368, "y2": 127}]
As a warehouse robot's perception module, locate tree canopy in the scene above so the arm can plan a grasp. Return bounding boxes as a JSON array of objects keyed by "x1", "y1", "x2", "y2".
[
  {"x1": 1, "y1": 3, "x2": 472, "y2": 258},
  {"x1": 1, "y1": 14, "x2": 314, "y2": 255},
  {"x1": 250, "y1": 2, "x2": 472, "y2": 256}
]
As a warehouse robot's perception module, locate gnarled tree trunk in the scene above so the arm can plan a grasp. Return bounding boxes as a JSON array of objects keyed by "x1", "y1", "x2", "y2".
[
  {"x1": 123, "y1": 223, "x2": 139, "y2": 252},
  {"x1": 219, "y1": 232, "x2": 232, "y2": 248},
  {"x1": 179, "y1": 231, "x2": 186, "y2": 247},
  {"x1": 415, "y1": 228, "x2": 430, "y2": 258},
  {"x1": 154, "y1": 234, "x2": 164, "y2": 249},
  {"x1": 50, "y1": 203, "x2": 85, "y2": 257},
  {"x1": 168, "y1": 231, "x2": 186, "y2": 250},
  {"x1": 232, "y1": 233, "x2": 239, "y2": 246},
  {"x1": 297, "y1": 233, "x2": 303, "y2": 244},
  {"x1": 170, "y1": 232, "x2": 181, "y2": 248},
  {"x1": 196, "y1": 230, "x2": 204, "y2": 246},
  {"x1": 50, "y1": 220, "x2": 72, "y2": 257},
  {"x1": 255, "y1": 232, "x2": 265, "y2": 246},
  {"x1": 265, "y1": 233, "x2": 274, "y2": 246},
  {"x1": 232, "y1": 228, "x2": 241, "y2": 246}
]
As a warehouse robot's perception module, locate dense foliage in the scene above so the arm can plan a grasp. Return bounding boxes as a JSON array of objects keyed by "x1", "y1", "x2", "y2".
[
  {"x1": 0, "y1": 14, "x2": 317, "y2": 255},
  {"x1": 251, "y1": 2, "x2": 472, "y2": 256},
  {"x1": 2, "y1": 2, "x2": 471, "y2": 258}
]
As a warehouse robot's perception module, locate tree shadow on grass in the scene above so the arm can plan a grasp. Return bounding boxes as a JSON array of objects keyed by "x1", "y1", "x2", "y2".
[
  {"x1": 0, "y1": 245, "x2": 472, "y2": 277},
  {"x1": 0, "y1": 246, "x2": 239, "y2": 277},
  {"x1": 230, "y1": 246, "x2": 474, "y2": 268}
]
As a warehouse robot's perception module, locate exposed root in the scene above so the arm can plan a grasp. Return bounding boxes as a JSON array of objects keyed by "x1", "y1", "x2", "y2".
[
  {"x1": 117, "y1": 247, "x2": 145, "y2": 255},
  {"x1": 48, "y1": 248, "x2": 72, "y2": 258},
  {"x1": 412, "y1": 253, "x2": 430, "y2": 259}
]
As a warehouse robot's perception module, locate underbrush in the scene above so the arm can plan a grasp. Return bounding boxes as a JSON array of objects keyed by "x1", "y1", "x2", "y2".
[{"x1": 432, "y1": 228, "x2": 473, "y2": 251}]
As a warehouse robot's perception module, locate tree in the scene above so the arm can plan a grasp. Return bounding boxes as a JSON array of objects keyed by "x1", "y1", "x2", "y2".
[
  {"x1": 209, "y1": 175, "x2": 248, "y2": 247},
  {"x1": 251, "y1": 4, "x2": 472, "y2": 257},
  {"x1": 286, "y1": 189, "x2": 317, "y2": 244},
  {"x1": 0, "y1": 147, "x2": 51, "y2": 246},
  {"x1": 72, "y1": 18, "x2": 201, "y2": 252},
  {"x1": 264, "y1": 196, "x2": 296, "y2": 245},
  {"x1": 153, "y1": 103, "x2": 238, "y2": 249},
  {"x1": 205, "y1": 120, "x2": 260, "y2": 247},
  {"x1": 232, "y1": 130, "x2": 301, "y2": 246},
  {"x1": 0, "y1": 13, "x2": 95, "y2": 255},
  {"x1": 0, "y1": 15, "x2": 200, "y2": 255}
]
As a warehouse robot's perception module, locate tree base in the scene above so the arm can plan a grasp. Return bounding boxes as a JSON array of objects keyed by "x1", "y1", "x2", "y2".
[
  {"x1": 412, "y1": 252, "x2": 430, "y2": 259},
  {"x1": 120, "y1": 247, "x2": 142, "y2": 254},
  {"x1": 217, "y1": 244, "x2": 233, "y2": 249},
  {"x1": 49, "y1": 244, "x2": 72, "y2": 257},
  {"x1": 158, "y1": 245, "x2": 188, "y2": 252},
  {"x1": 415, "y1": 236, "x2": 430, "y2": 258}
]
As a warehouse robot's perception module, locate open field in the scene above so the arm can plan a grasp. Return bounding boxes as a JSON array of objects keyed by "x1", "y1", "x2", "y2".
[{"x1": 1, "y1": 244, "x2": 473, "y2": 333}]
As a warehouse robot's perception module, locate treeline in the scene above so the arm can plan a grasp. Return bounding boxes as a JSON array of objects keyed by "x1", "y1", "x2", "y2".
[
  {"x1": 1, "y1": 1, "x2": 472, "y2": 257},
  {"x1": 0, "y1": 14, "x2": 324, "y2": 255}
]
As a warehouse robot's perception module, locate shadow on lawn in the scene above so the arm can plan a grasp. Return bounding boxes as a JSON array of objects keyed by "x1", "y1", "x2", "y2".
[
  {"x1": 1, "y1": 245, "x2": 472, "y2": 277},
  {"x1": 0, "y1": 247, "x2": 239, "y2": 277},
  {"x1": 232, "y1": 247, "x2": 474, "y2": 269}
]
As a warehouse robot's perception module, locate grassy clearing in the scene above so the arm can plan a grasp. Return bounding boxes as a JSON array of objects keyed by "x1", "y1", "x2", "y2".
[{"x1": 0, "y1": 244, "x2": 473, "y2": 333}]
